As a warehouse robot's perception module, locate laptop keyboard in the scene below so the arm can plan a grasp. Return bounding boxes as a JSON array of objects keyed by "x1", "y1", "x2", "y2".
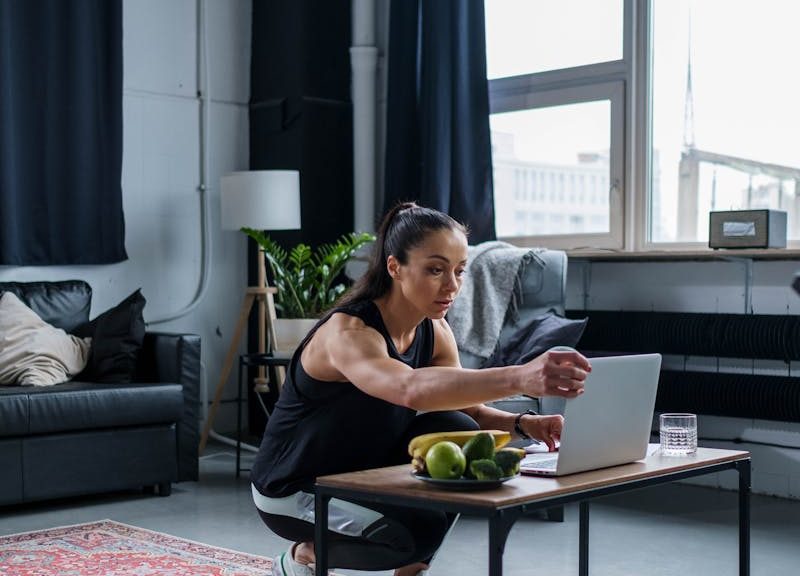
[{"x1": 530, "y1": 458, "x2": 558, "y2": 470}]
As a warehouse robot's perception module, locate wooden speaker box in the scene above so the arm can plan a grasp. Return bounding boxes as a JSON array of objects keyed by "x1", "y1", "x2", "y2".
[{"x1": 709, "y1": 210, "x2": 787, "y2": 249}]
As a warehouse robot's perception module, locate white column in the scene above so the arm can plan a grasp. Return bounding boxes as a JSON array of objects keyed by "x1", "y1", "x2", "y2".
[{"x1": 351, "y1": 0, "x2": 378, "y2": 233}]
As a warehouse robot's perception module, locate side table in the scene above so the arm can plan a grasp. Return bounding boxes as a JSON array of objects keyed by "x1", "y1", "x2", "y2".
[{"x1": 236, "y1": 352, "x2": 292, "y2": 477}]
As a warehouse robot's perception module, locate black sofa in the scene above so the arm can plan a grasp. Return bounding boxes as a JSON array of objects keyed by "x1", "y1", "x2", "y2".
[{"x1": 0, "y1": 280, "x2": 200, "y2": 506}]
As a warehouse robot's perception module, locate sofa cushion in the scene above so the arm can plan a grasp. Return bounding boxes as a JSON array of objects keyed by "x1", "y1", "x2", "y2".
[
  {"x1": 0, "y1": 292, "x2": 91, "y2": 386},
  {"x1": 73, "y1": 289, "x2": 146, "y2": 384},
  {"x1": 0, "y1": 382, "x2": 183, "y2": 437},
  {"x1": 0, "y1": 280, "x2": 92, "y2": 333},
  {"x1": 485, "y1": 312, "x2": 588, "y2": 367},
  {"x1": 0, "y1": 392, "x2": 28, "y2": 435}
]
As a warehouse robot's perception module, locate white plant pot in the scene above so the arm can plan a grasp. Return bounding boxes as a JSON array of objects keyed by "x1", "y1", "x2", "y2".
[{"x1": 273, "y1": 318, "x2": 318, "y2": 354}]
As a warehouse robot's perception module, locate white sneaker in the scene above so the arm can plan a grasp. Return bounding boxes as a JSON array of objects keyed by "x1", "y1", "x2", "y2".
[{"x1": 272, "y1": 544, "x2": 314, "y2": 576}]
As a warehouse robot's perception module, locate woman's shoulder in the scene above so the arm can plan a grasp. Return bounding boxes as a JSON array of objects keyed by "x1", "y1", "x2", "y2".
[
  {"x1": 332, "y1": 298, "x2": 376, "y2": 316},
  {"x1": 328, "y1": 299, "x2": 384, "y2": 330},
  {"x1": 316, "y1": 306, "x2": 382, "y2": 342},
  {"x1": 324, "y1": 309, "x2": 369, "y2": 330},
  {"x1": 430, "y1": 317, "x2": 460, "y2": 366},
  {"x1": 431, "y1": 316, "x2": 455, "y2": 337}
]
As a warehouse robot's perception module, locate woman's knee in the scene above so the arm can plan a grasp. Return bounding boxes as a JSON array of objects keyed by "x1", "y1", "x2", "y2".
[
  {"x1": 359, "y1": 509, "x2": 450, "y2": 569},
  {"x1": 257, "y1": 510, "x2": 313, "y2": 544}
]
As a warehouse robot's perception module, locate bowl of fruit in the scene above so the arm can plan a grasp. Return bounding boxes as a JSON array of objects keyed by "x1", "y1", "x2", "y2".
[{"x1": 408, "y1": 430, "x2": 525, "y2": 490}]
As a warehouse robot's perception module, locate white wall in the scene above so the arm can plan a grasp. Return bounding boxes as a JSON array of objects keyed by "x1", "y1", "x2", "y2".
[
  {"x1": 568, "y1": 258, "x2": 800, "y2": 499},
  {"x1": 0, "y1": 0, "x2": 253, "y2": 435}
]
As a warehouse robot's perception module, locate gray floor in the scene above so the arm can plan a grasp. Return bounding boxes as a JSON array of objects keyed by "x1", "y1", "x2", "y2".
[{"x1": 2, "y1": 441, "x2": 799, "y2": 575}]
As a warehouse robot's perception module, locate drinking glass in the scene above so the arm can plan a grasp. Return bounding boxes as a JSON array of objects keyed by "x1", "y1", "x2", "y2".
[{"x1": 659, "y1": 413, "x2": 697, "y2": 455}]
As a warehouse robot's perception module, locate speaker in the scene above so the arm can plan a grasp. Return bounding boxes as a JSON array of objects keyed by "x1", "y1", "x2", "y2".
[{"x1": 709, "y1": 210, "x2": 787, "y2": 249}]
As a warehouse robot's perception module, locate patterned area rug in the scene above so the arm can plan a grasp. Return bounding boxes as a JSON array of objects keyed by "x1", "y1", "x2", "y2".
[{"x1": 0, "y1": 520, "x2": 274, "y2": 576}]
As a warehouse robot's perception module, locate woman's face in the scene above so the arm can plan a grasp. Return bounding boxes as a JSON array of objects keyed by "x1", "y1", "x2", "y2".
[{"x1": 388, "y1": 228, "x2": 468, "y2": 319}]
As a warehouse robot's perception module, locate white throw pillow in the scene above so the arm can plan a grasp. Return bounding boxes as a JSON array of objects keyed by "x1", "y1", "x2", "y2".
[{"x1": 0, "y1": 292, "x2": 91, "y2": 386}]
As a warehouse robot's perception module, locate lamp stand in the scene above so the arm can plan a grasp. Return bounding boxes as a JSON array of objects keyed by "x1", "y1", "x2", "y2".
[{"x1": 198, "y1": 248, "x2": 278, "y2": 454}]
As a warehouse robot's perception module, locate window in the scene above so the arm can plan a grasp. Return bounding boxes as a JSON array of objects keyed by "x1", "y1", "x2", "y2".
[
  {"x1": 486, "y1": 0, "x2": 623, "y2": 79},
  {"x1": 649, "y1": 0, "x2": 800, "y2": 245},
  {"x1": 486, "y1": 0, "x2": 626, "y2": 249},
  {"x1": 486, "y1": 0, "x2": 800, "y2": 250}
]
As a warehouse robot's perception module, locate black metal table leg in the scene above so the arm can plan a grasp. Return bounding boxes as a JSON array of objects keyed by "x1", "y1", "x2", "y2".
[
  {"x1": 488, "y1": 510, "x2": 519, "y2": 576},
  {"x1": 579, "y1": 501, "x2": 590, "y2": 576},
  {"x1": 315, "y1": 491, "x2": 330, "y2": 576},
  {"x1": 236, "y1": 356, "x2": 244, "y2": 477},
  {"x1": 738, "y1": 459, "x2": 751, "y2": 576}
]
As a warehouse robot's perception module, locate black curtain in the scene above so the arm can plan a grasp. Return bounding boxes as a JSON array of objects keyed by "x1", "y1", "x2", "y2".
[
  {"x1": 384, "y1": 0, "x2": 496, "y2": 242},
  {"x1": 249, "y1": 0, "x2": 353, "y2": 251},
  {"x1": 0, "y1": 0, "x2": 126, "y2": 265},
  {"x1": 247, "y1": 0, "x2": 352, "y2": 434}
]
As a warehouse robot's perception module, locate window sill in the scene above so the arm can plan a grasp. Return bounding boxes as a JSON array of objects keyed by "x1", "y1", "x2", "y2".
[{"x1": 566, "y1": 248, "x2": 800, "y2": 262}]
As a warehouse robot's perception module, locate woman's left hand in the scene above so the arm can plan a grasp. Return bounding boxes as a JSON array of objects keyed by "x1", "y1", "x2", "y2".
[{"x1": 523, "y1": 414, "x2": 563, "y2": 452}]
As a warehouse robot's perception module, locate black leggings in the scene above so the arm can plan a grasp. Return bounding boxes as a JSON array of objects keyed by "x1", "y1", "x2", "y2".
[{"x1": 257, "y1": 410, "x2": 479, "y2": 571}]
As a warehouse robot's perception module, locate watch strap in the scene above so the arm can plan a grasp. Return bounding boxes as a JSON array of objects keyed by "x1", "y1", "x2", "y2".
[{"x1": 514, "y1": 409, "x2": 538, "y2": 439}]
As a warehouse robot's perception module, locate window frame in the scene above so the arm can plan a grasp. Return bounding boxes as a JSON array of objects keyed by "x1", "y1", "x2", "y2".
[
  {"x1": 487, "y1": 0, "x2": 635, "y2": 250},
  {"x1": 489, "y1": 0, "x2": 799, "y2": 252},
  {"x1": 490, "y1": 77, "x2": 626, "y2": 249},
  {"x1": 635, "y1": 0, "x2": 800, "y2": 251}
]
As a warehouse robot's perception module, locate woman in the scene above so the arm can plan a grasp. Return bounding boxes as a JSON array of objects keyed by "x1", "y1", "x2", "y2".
[{"x1": 251, "y1": 203, "x2": 591, "y2": 576}]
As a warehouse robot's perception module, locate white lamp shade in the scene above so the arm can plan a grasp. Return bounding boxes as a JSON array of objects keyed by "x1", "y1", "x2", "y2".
[{"x1": 220, "y1": 170, "x2": 301, "y2": 230}]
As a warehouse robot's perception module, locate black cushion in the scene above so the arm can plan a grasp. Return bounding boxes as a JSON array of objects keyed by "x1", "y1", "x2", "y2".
[
  {"x1": 73, "y1": 289, "x2": 146, "y2": 383},
  {"x1": 0, "y1": 280, "x2": 91, "y2": 333},
  {"x1": 27, "y1": 382, "x2": 183, "y2": 434},
  {"x1": 0, "y1": 389, "x2": 28, "y2": 435},
  {"x1": 0, "y1": 381, "x2": 183, "y2": 437}
]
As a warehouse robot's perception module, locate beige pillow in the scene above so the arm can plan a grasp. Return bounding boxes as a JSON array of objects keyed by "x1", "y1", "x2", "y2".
[{"x1": 0, "y1": 292, "x2": 91, "y2": 386}]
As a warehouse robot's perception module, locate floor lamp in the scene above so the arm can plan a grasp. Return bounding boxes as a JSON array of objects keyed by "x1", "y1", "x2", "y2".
[{"x1": 199, "y1": 170, "x2": 301, "y2": 454}]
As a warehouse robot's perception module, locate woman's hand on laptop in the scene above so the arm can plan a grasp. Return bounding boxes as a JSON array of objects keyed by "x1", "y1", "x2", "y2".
[
  {"x1": 521, "y1": 348, "x2": 591, "y2": 398},
  {"x1": 522, "y1": 414, "x2": 563, "y2": 452}
]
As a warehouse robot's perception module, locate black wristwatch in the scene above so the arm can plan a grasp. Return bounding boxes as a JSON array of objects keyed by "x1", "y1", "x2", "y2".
[{"x1": 514, "y1": 409, "x2": 538, "y2": 439}]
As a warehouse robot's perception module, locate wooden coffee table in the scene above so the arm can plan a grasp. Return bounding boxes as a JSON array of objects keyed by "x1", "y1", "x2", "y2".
[{"x1": 314, "y1": 447, "x2": 750, "y2": 576}]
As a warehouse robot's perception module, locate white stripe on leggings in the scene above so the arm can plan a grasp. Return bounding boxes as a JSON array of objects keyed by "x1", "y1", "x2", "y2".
[{"x1": 251, "y1": 483, "x2": 384, "y2": 538}]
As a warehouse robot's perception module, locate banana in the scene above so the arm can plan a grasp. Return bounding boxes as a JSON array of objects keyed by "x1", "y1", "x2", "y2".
[{"x1": 408, "y1": 430, "x2": 512, "y2": 473}]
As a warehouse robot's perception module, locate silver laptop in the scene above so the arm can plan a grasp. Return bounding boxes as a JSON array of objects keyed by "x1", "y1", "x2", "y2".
[{"x1": 520, "y1": 353, "x2": 662, "y2": 477}]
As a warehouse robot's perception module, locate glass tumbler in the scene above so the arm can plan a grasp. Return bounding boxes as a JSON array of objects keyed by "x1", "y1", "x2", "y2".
[{"x1": 659, "y1": 413, "x2": 697, "y2": 455}]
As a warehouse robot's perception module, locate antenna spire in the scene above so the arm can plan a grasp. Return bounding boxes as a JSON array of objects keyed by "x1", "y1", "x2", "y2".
[{"x1": 683, "y1": 8, "x2": 695, "y2": 149}]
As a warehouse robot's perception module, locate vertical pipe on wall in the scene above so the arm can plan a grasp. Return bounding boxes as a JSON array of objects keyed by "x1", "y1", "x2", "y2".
[
  {"x1": 148, "y1": 0, "x2": 212, "y2": 325},
  {"x1": 351, "y1": 0, "x2": 378, "y2": 233}
]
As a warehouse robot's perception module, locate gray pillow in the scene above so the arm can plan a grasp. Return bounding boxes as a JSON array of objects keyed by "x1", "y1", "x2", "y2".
[{"x1": 484, "y1": 312, "x2": 588, "y2": 368}]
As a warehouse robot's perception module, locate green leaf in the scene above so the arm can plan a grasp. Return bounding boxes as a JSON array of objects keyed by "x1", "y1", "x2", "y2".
[{"x1": 240, "y1": 229, "x2": 375, "y2": 318}]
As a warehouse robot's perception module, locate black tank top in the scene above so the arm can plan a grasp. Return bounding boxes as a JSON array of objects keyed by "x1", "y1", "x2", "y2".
[{"x1": 251, "y1": 300, "x2": 435, "y2": 497}]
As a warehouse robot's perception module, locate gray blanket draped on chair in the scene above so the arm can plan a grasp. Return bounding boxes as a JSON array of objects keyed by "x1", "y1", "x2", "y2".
[{"x1": 447, "y1": 241, "x2": 540, "y2": 361}]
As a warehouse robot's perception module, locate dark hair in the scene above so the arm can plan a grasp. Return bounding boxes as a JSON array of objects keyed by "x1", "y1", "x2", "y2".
[{"x1": 336, "y1": 202, "x2": 468, "y2": 306}]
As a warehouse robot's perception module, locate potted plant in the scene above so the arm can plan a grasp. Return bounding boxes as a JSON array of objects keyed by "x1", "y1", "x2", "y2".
[{"x1": 241, "y1": 228, "x2": 375, "y2": 351}]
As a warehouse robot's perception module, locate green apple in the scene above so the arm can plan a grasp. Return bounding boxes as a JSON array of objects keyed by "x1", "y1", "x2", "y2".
[{"x1": 425, "y1": 441, "x2": 467, "y2": 479}]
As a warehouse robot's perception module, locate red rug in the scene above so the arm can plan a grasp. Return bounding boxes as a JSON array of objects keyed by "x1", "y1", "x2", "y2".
[{"x1": 0, "y1": 520, "x2": 274, "y2": 576}]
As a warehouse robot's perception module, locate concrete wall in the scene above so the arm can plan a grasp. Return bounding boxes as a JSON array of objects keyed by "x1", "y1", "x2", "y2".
[
  {"x1": 0, "y1": 0, "x2": 253, "y2": 436},
  {"x1": 568, "y1": 258, "x2": 800, "y2": 498}
]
